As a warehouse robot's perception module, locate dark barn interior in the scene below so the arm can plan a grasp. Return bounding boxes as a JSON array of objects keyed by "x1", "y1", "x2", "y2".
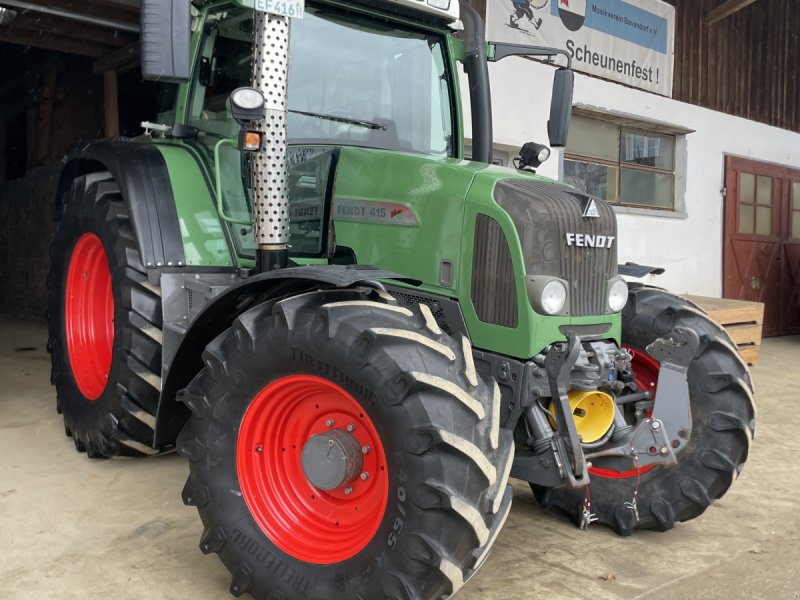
[{"x1": 0, "y1": 0, "x2": 159, "y2": 320}]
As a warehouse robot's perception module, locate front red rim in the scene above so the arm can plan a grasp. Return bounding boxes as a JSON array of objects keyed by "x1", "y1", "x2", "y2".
[
  {"x1": 588, "y1": 345, "x2": 660, "y2": 480},
  {"x1": 65, "y1": 233, "x2": 114, "y2": 401},
  {"x1": 237, "y1": 375, "x2": 389, "y2": 564}
]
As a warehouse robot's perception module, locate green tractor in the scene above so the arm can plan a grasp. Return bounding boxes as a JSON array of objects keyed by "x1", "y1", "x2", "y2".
[{"x1": 47, "y1": 1, "x2": 756, "y2": 598}]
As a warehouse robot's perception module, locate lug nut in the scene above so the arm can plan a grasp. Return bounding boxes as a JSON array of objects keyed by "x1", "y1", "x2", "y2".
[
  {"x1": 344, "y1": 487, "x2": 353, "y2": 495},
  {"x1": 347, "y1": 423, "x2": 356, "y2": 432},
  {"x1": 361, "y1": 445, "x2": 370, "y2": 454},
  {"x1": 651, "y1": 420, "x2": 661, "y2": 431},
  {"x1": 325, "y1": 418, "x2": 335, "y2": 427},
  {"x1": 360, "y1": 472, "x2": 369, "y2": 481},
  {"x1": 660, "y1": 446, "x2": 669, "y2": 455}
]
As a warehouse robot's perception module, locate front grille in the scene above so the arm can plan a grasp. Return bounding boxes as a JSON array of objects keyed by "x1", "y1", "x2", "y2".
[
  {"x1": 471, "y1": 214, "x2": 518, "y2": 328},
  {"x1": 494, "y1": 179, "x2": 617, "y2": 316}
]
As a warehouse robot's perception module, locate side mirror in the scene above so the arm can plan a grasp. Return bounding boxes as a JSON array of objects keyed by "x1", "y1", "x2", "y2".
[
  {"x1": 140, "y1": 0, "x2": 191, "y2": 83},
  {"x1": 548, "y1": 68, "x2": 574, "y2": 148}
]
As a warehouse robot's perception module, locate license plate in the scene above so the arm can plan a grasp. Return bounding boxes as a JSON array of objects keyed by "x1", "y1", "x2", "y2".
[{"x1": 254, "y1": 0, "x2": 304, "y2": 19}]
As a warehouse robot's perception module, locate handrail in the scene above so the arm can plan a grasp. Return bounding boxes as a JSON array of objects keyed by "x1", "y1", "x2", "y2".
[{"x1": 214, "y1": 138, "x2": 252, "y2": 226}]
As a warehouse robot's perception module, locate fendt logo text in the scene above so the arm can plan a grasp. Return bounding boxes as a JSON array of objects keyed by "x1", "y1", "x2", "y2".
[{"x1": 565, "y1": 233, "x2": 616, "y2": 248}]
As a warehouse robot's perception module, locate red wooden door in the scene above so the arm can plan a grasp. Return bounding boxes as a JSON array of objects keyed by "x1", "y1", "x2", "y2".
[
  {"x1": 724, "y1": 156, "x2": 800, "y2": 336},
  {"x1": 782, "y1": 178, "x2": 800, "y2": 335}
]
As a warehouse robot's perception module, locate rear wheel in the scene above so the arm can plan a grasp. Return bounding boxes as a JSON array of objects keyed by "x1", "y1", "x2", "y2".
[
  {"x1": 48, "y1": 172, "x2": 164, "y2": 457},
  {"x1": 179, "y1": 288, "x2": 514, "y2": 599},
  {"x1": 533, "y1": 286, "x2": 756, "y2": 535}
]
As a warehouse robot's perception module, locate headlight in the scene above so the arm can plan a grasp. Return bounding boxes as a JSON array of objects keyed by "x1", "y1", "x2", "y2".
[
  {"x1": 526, "y1": 275, "x2": 568, "y2": 315},
  {"x1": 231, "y1": 87, "x2": 264, "y2": 111},
  {"x1": 536, "y1": 146, "x2": 551, "y2": 163},
  {"x1": 608, "y1": 278, "x2": 629, "y2": 312},
  {"x1": 229, "y1": 87, "x2": 266, "y2": 125},
  {"x1": 526, "y1": 277, "x2": 569, "y2": 315},
  {"x1": 541, "y1": 280, "x2": 568, "y2": 315}
]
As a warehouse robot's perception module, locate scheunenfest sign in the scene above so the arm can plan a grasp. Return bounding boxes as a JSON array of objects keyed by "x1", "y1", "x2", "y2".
[{"x1": 486, "y1": 0, "x2": 675, "y2": 97}]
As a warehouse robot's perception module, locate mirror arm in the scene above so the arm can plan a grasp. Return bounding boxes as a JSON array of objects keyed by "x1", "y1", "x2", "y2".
[{"x1": 489, "y1": 43, "x2": 573, "y2": 69}]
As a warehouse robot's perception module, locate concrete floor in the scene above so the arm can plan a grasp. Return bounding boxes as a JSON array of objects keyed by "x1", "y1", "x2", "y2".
[{"x1": 1, "y1": 317, "x2": 799, "y2": 600}]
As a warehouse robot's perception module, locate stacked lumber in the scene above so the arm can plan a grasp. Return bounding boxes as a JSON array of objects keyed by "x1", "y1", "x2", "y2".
[{"x1": 682, "y1": 295, "x2": 764, "y2": 366}]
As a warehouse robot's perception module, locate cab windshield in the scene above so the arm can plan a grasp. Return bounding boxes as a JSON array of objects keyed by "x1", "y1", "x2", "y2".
[{"x1": 189, "y1": 5, "x2": 456, "y2": 157}]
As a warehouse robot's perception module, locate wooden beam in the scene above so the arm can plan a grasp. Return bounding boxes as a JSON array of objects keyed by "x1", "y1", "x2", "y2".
[
  {"x1": 10, "y1": 0, "x2": 139, "y2": 28},
  {"x1": 706, "y1": 0, "x2": 759, "y2": 25},
  {"x1": 103, "y1": 70, "x2": 119, "y2": 139},
  {"x1": 25, "y1": 105, "x2": 37, "y2": 168},
  {"x1": 0, "y1": 117, "x2": 7, "y2": 182},
  {"x1": 7, "y1": 13, "x2": 136, "y2": 47},
  {"x1": 0, "y1": 28, "x2": 109, "y2": 56},
  {"x1": 36, "y1": 60, "x2": 59, "y2": 162},
  {"x1": 93, "y1": 41, "x2": 140, "y2": 75}
]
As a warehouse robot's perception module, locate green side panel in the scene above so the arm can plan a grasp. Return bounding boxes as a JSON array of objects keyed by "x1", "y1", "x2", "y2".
[
  {"x1": 332, "y1": 147, "x2": 483, "y2": 298},
  {"x1": 154, "y1": 145, "x2": 234, "y2": 267},
  {"x1": 332, "y1": 149, "x2": 621, "y2": 360}
]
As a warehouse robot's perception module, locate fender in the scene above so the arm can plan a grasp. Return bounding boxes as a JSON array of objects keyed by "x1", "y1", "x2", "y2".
[
  {"x1": 57, "y1": 139, "x2": 186, "y2": 269},
  {"x1": 153, "y1": 265, "x2": 421, "y2": 447},
  {"x1": 618, "y1": 262, "x2": 665, "y2": 278}
]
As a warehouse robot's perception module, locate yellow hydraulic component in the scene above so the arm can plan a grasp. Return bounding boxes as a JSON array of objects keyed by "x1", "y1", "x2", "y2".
[{"x1": 548, "y1": 390, "x2": 616, "y2": 444}]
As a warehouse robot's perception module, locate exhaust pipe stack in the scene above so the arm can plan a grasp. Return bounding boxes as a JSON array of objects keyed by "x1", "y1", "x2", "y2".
[{"x1": 251, "y1": 10, "x2": 291, "y2": 272}]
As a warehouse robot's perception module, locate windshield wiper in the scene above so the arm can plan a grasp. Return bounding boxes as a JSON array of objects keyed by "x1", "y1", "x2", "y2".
[{"x1": 288, "y1": 109, "x2": 387, "y2": 131}]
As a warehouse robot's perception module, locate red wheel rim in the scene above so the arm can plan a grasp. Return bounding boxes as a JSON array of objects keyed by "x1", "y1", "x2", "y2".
[
  {"x1": 237, "y1": 375, "x2": 389, "y2": 564},
  {"x1": 65, "y1": 233, "x2": 114, "y2": 400},
  {"x1": 588, "y1": 345, "x2": 659, "y2": 480}
]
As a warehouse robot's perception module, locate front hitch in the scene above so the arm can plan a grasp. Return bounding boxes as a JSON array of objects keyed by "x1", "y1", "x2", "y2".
[
  {"x1": 586, "y1": 327, "x2": 699, "y2": 470},
  {"x1": 543, "y1": 333, "x2": 589, "y2": 485},
  {"x1": 525, "y1": 327, "x2": 699, "y2": 488}
]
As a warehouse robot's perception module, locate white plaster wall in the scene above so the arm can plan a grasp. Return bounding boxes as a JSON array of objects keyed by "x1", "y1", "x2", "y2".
[{"x1": 460, "y1": 57, "x2": 800, "y2": 296}]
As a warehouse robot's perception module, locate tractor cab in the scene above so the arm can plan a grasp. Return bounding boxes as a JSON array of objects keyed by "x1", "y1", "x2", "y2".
[{"x1": 174, "y1": 2, "x2": 462, "y2": 262}]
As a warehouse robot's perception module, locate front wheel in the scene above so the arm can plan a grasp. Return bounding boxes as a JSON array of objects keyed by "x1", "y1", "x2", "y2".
[
  {"x1": 534, "y1": 286, "x2": 756, "y2": 535},
  {"x1": 47, "y1": 172, "x2": 164, "y2": 457},
  {"x1": 178, "y1": 288, "x2": 513, "y2": 599}
]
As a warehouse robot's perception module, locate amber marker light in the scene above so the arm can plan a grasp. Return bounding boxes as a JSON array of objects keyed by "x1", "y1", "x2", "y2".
[{"x1": 241, "y1": 130, "x2": 263, "y2": 152}]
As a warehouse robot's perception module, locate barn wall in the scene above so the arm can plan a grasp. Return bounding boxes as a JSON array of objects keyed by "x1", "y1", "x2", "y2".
[
  {"x1": 464, "y1": 0, "x2": 800, "y2": 133},
  {"x1": 671, "y1": 0, "x2": 799, "y2": 133}
]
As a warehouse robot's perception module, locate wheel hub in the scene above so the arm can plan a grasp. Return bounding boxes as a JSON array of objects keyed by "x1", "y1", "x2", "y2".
[{"x1": 301, "y1": 429, "x2": 363, "y2": 491}]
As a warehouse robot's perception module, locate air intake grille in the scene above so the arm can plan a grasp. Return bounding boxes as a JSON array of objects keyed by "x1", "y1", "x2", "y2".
[
  {"x1": 471, "y1": 214, "x2": 518, "y2": 328},
  {"x1": 391, "y1": 291, "x2": 452, "y2": 335}
]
